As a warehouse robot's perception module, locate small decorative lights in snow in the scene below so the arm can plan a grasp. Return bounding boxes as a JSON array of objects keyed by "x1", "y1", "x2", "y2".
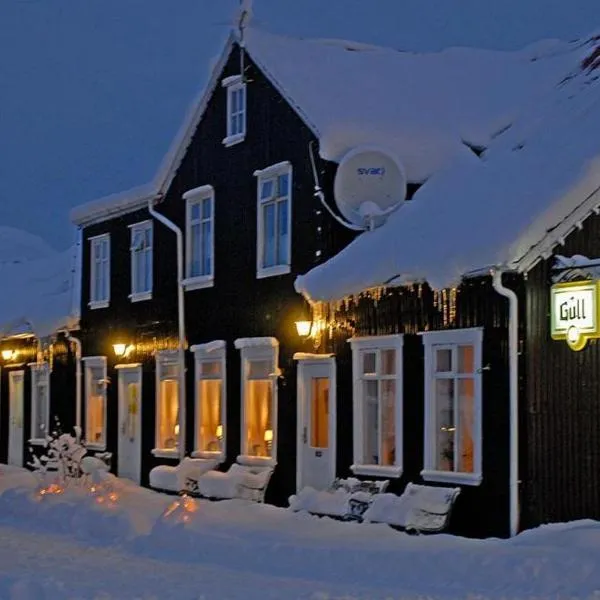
[
  {"x1": 162, "y1": 494, "x2": 198, "y2": 524},
  {"x1": 37, "y1": 483, "x2": 64, "y2": 497}
]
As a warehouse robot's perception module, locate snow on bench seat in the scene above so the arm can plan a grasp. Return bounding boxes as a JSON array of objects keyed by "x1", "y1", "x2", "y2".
[
  {"x1": 194, "y1": 462, "x2": 274, "y2": 503},
  {"x1": 149, "y1": 457, "x2": 220, "y2": 493},
  {"x1": 363, "y1": 483, "x2": 460, "y2": 533}
]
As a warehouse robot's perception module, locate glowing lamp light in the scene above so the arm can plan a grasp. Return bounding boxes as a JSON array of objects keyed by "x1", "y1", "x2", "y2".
[
  {"x1": 174, "y1": 423, "x2": 180, "y2": 436},
  {"x1": 113, "y1": 343, "x2": 134, "y2": 358},
  {"x1": 1, "y1": 349, "x2": 16, "y2": 361},
  {"x1": 264, "y1": 429, "x2": 273, "y2": 443},
  {"x1": 216, "y1": 424, "x2": 223, "y2": 440},
  {"x1": 295, "y1": 320, "x2": 312, "y2": 338}
]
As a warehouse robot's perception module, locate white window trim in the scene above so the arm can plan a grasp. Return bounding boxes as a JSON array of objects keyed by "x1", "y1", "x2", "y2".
[
  {"x1": 153, "y1": 350, "x2": 181, "y2": 456},
  {"x1": 191, "y1": 340, "x2": 226, "y2": 461},
  {"x1": 89, "y1": 234, "x2": 110, "y2": 309},
  {"x1": 420, "y1": 327, "x2": 483, "y2": 487},
  {"x1": 82, "y1": 356, "x2": 107, "y2": 451},
  {"x1": 29, "y1": 362, "x2": 50, "y2": 445},
  {"x1": 129, "y1": 220, "x2": 153, "y2": 302},
  {"x1": 234, "y1": 337, "x2": 279, "y2": 467},
  {"x1": 222, "y1": 75, "x2": 246, "y2": 146},
  {"x1": 254, "y1": 161, "x2": 292, "y2": 279},
  {"x1": 349, "y1": 334, "x2": 404, "y2": 478},
  {"x1": 183, "y1": 185, "x2": 215, "y2": 291}
]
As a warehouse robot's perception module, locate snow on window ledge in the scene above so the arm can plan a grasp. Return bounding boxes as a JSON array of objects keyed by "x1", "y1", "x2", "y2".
[
  {"x1": 151, "y1": 448, "x2": 179, "y2": 459},
  {"x1": 237, "y1": 454, "x2": 277, "y2": 468},
  {"x1": 191, "y1": 450, "x2": 224, "y2": 462},
  {"x1": 183, "y1": 276, "x2": 214, "y2": 291},
  {"x1": 86, "y1": 443, "x2": 107, "y2": 452},
  {"x1": 89, "y1": 300, "x2": 109, "y2": 310},
  {"x1": 257, "y1": 264, "x2": 291, "y2": 279},
  {"x1": 28, "y1": 438, "x2": 47, "y2": 446},
  {"x1": 234, "y1": 337, "x2": 279, "y2": 349},
  {"x1": 351, "y1": 464, "x2": 403, "y2": 478},
  {"x1": 129, "y1": 291, "x2": 152, "y2": 303},
  {"x1": 421, "y1": 469, "x2": 482, "y2": 486},
  {"x1": 222, "y1": 133, "x2": 245, "y2": 147}
]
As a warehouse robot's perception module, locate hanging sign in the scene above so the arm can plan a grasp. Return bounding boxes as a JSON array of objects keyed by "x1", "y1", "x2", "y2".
[{"x1": 550, "y1": 280, "x2": 600, "y2": 350}]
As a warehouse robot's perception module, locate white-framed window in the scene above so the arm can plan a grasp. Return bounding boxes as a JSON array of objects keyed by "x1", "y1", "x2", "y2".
[
  {"x1": 183, "y1": 185, "x2": 214, "y2": 291},
  {"x1": 83, "y1": 356, "x2": 107, "y2": 449},
  {"x1": 349, "y1": 335, "x2": 404, "y2": 478},
  {"x1": 129, "y1": 221, "x2": 153, "y2": 301},
  {"x1": 191, "y1": 341, "x2": 226, "y2": 460},
  {"x1": 30, "y1": 362, "x2": 50, "y2": 444},
  {"x1": 153, "y1": 351, "x2": 181, "y2": 457},
  {"x1": 89, "y1": 234, "x2": 110, "y2": 308},
  {"x1": 222, "y1": 74, "x2": 246, "y2": 146},
  {"x1": 421, "y1": 327, "x2": 483, "y2": 486},
  {"x1": 254, "y1": 161, "x2": 292, "y2": 279},
  {"x1": 234, "y1": 337, "x2": 279, "y2": 465}
]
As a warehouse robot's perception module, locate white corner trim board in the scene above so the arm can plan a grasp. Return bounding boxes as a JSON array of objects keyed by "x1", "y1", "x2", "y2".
[{"x1": 234, "y1": 337, "x2": 279, "y2": 349}]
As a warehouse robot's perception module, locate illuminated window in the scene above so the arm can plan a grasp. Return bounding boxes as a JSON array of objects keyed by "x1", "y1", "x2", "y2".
[
  {"x1": 30, "y1": 363, "x2": 50, "y2": 443},
  {"x1": 155, "y1": 352, "x2": 180, "y2": 454},
  {"x1": 83, "y1": 357, "x2": 107, "y2": 448},
  {"x1": 254, "y1": 162, "x2": 292, "y2": 279},
  {"x1": 222, "y1": 75, "x2": 246, "y2": 146},
  {"x1": 421, "y1": 328, "x2": 483, "y2": 486},
  {"x1": 183, "y1": 185, "x2": 214, "y2": 290},
  {"x1": 130, "y1": 221, "x2": 153, "y2": 300},
  {"x1": 192, "y1": 341, "x2": 226, "y2": 459},
  {"x1": 89, "y1": 234, "x2": 110, "y2": 308},
  {"x1": 235, "y1": 338, "x2": 278, "y2": 463},
  {"x1": 350, "y1": 335, "x2": 403, "y2": 478}
]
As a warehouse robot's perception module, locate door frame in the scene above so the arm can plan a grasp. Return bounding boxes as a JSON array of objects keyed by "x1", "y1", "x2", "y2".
[
  {"x1": 295, "y1": 354, "x2": 337, "y2": 492},
  {"x1": 8, "y1": 369, "x2": 25, "y2": 466},
  {"x1": 116, "y1": 363, "x2": 143, "y2": 484}
]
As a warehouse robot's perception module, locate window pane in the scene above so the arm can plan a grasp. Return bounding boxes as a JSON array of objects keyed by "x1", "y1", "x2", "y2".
[
  {"x1": 381, "y1": 349, "x2": 396, "y2": 375},
  {"x1": 200, "y1": 360, "x2": 221, "y2": 377},
  {"x1": 245, "y1": 379, "x2": 272, "y2": 457},
  {"x1": 145, "y1": 247, "x2": 152, "y2": 292},
  {"x1": 310, "y1": 377, "x2": 329, "y2": 448},
  {"x1": 248, "y1": 359, "x2": 272, "y2": 379},
  {"x1": 260, "y1": 179, "x2": 274, "y2": 201},
  {"x1": 33, "y1": 381, "x2": 48, "y2": 439},
  {"x1": 87, "y1": 368, "x2": 105, "y2": 446},
  {"x1": 198, "y1": 379, "x2": 222, "y2": 453},
  {"x1": 458, "y1": 345, "x2": 475, "y2": 374},
  {"x1": 435, "y1": 348, "x2": 452, "y2": 372},
  {"x1": 362, "y1": 351, "x2": 376, "y2": 375},
  {"x1": 161, "y1": 362, "x2": 179, "y2": 380},
  {"x1": 231, "y1": 88, "x2": 238, "y2": 113},
  {"x1": 190, "y1": 222, "x2": 201, "y2": 277},
  {"x1": 277, "y1": 172, "x2": 289, "y2": 197},
  {"x1": 101, "y1": 239, "x2": 109, "y2": 260},
  {"x1": 458, "y1": 379, "x2": 475, "y2": 473},
  {"x1": 363, "y1": 380, "x2": 378, "y2": 464},
  {"x1": 202, "y1": 220, "x2": 212, "y2": 275},
  {"x1": 158, "y1": 378, "x2": 179, "y2": 450},
  {"x1": 276, "y1": 199, "x2": 288, "y2": 265},
  {"x1": 435, "y1": 379, "x2": 454, "y2": 471},
  {"x1": 190, "y1": 201, "x2": 201, "y2": 222},
  {"x1": 380, "y1": 380, "x2": 395, "y2": 466},
  {"x1": 202, "y1": 197, "x2": 212, "y2": 220},
  {"x1": 263, "y1": 203, "x2": 276, "y2": 267}
]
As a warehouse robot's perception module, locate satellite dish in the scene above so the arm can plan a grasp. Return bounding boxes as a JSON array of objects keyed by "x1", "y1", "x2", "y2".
[{"x1": 333, "y1": 146, "x2": 407, "y2": 229}]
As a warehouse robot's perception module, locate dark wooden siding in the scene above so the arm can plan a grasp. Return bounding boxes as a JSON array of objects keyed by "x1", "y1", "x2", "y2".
[
  {"x1": 323, "y1": 277, "x2": 523, "y2": 538},
  {"x1": 524, "y1": 213, "x2": 600, "y2": 528},
  {"x1": 79, "y1": 44, "x2": 356, "y2": 495}
]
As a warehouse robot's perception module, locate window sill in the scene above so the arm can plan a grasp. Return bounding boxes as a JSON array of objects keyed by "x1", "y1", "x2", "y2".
[
  {"x1": 420, "y1": 469, "x2": 482, "y2": 486},
  {"x1": 222, "y1": 133, "x2": 245, "y2": 147},
  {"x1": 237, "y1": 454, "x2": 276, "y2": 468},
  {"x1": 130, "y1": 291, "x2": 152, "y2": 303},
  {"x1": 86, "y1": 443, "x2": 107, "y2": 452},
  {"x1": 183, "y1": 276, "x2": 214, "y2": 291},
  {"x1": 88, "y1": 301, "x2": 109, "y2": 310},
  {"x1": 151, "y1": 448, "x2": 179, "y2": 459},
  {"x1": 191, "y1": 450, "x2": 225, "y2": 461},
  {"x1": 351, "y1": 464, "x2": 403, "y2": 478},
  {"x1": 256, "y1": 264, "x2": 291, "y2": 279},
  {"x1": 28, "y1": 438, "x2": 47, "y2": 446}
]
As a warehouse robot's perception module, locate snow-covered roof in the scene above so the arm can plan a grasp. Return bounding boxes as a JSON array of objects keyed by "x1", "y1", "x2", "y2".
[
  {"x1": 296, "y1": 33, "x2": 600, "y2": 301},
  {"x1": 72, "y1": 27, "x2": 582, "y2": 225},
  {"x1": 0, "y1": 230, "x2": 78, "y2": 339}
]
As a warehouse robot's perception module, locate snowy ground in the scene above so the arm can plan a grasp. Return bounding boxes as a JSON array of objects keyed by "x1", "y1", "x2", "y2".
[{"x1": 0, "y1": 465, "x2": 599, "y2": 599}]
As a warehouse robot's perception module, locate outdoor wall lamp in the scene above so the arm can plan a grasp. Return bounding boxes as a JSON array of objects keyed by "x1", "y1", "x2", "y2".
[
  {"x1": 1, "y1": 349, "x2": 17, "y2": 361},
  {"x1": 295, "y1": 320, "x2": 312, "y2": 338},
  {"x1": 113, "y1": 343, "x2": 134, "y2": 358}
]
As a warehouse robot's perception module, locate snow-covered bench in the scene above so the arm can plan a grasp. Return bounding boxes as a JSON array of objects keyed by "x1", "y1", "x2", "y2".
[
  {"x1": 363, "y1": 483, "x2": 461, "y2": 534},
  {"x1": 191, "y1": 462, "x2": 274, "y2": 503},
  {"x1": 289, "y1": 477, "x2": 389, "y2": 521},
  {"x1": 149, "y1": 457, "x2": 220, "y2": 494}
]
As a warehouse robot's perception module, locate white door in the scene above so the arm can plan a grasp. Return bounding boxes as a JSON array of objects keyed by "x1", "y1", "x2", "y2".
[
  {"x1": 117, "y1": 366, "x2": 142, "y2": 483},
  {"x1": 297, "y1": 359, "x2": 336, "y2": 491},
  {"x1": 8, "y1": 371, "x2": 24, "y2": 467}
]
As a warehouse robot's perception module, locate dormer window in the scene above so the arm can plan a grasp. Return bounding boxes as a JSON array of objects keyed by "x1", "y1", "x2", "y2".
[{"x1": 222, "y1": 75, "x2": 246, "y2": 147}]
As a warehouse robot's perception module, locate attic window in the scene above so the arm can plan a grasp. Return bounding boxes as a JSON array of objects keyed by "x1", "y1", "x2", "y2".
[{"x1": 222, "y1": 75, "x2": 246, "y2": 147}]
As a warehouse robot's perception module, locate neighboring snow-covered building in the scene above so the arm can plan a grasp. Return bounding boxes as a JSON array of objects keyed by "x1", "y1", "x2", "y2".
[
  {"x1": 0, "y1": 228, "x2": 80, "y2": 467},
  {"x1": 68, "y1": 24, "x2": 593, "y2": 537}
]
